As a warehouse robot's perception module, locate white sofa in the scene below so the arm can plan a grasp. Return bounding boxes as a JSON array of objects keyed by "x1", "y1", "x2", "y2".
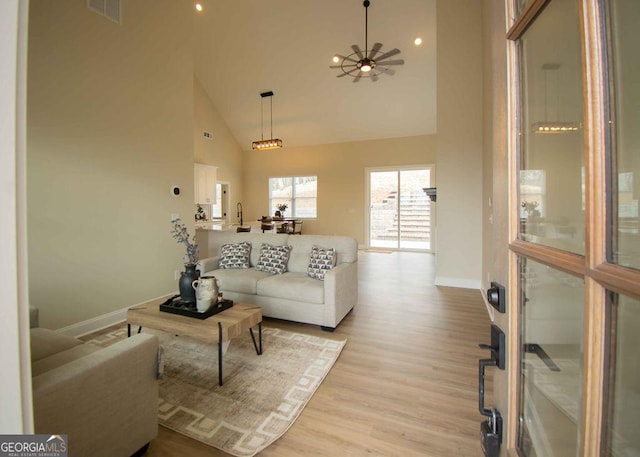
[{"x1": 197, "y1": 232, "x2": 358, "y2": 330}]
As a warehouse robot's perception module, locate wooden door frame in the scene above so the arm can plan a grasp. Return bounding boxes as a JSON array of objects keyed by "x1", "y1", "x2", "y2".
[{"x1": 504, "y1": 0, "x2": 640, "y2": 455}]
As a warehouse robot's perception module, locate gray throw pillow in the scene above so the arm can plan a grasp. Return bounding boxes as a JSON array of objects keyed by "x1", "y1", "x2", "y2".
[
  {"x1": 307, "y1": 245, "x2": 336, "y2": 280},
  {"x1": 255, "y1": 243, "x2": 292, "y2": 275},
  {"x1": 219, "y1": 242, "x2": 251, "y2": 269}
]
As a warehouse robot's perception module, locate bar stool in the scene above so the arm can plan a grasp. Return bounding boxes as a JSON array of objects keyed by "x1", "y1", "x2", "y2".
[
  {"x1": 291, "y1": 220, "x2": 303, "y2": 235},
  {"x1": 261, "y1": 222, "x2": 275, "y2": 233}
]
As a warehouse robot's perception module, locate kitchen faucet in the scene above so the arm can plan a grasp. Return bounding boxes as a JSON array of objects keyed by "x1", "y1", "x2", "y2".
[{"x1": 237, "y1": 202, "x2": 243, "y2": 226}]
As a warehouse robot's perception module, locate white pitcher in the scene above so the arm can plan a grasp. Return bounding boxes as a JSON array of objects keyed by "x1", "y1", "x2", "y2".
[{"x1": 191, "y1": 276, "x2": 219, "y2": 312}]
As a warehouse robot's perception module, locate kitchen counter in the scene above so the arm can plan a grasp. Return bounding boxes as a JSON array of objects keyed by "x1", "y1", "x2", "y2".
[
  {"x1": 195, "y1": 221, "x2": 236, "y2": 231},
  {"x1": 195, "y1": 222, "x2": 255, "y2": 258}
]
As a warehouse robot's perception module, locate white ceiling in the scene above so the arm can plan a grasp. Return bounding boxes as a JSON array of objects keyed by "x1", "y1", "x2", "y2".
[{"x1": 194, "y1": 0, "x2": 437, "y2": 150}]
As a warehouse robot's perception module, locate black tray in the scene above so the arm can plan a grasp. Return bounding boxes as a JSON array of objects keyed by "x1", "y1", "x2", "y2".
[{"x1": 159, "y1": 295, "x2": 233, "y2": 319}]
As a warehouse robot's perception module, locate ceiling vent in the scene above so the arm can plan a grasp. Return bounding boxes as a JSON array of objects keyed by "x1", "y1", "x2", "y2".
[{"x1": 87, "y1": 0, "x2": 121, "y2": 24}]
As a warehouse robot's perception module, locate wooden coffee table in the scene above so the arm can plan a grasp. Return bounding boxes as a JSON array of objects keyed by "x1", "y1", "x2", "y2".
[{"x1": 126, "y1": 296, "x2": 262, "y2": 385}]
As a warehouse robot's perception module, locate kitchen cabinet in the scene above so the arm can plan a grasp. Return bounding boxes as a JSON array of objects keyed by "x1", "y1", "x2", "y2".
[{"x1": 194, "y1": 164, "x2": 217, "y2": 205}]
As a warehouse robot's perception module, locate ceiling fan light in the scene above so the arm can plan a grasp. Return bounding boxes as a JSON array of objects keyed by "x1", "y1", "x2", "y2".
[{"x1": 331, "y1": 1, "x2": 402, "y2": 81}]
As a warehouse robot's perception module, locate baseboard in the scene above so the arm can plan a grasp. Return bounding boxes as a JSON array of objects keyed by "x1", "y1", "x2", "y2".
[
  {"x1": 434, "y1": 276, "x2": 482, "y2": 290},
  {"x1": 57, "y1": 293, "x2": 175, "y2": 338}
]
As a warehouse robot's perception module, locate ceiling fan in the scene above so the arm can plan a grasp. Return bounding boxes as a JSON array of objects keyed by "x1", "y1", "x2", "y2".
[{"x1": 330, "y1": 0, "x2": 404, "y2": 82}]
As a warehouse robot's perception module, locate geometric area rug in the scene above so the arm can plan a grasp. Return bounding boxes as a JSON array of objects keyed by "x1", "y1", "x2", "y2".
[{"x1": 86, "y1": 326, "x2": 346, "y2": 457}]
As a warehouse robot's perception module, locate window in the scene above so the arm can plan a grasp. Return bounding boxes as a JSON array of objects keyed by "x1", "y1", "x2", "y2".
[{"x1": 269, "y1": 176, "x2": 317, "y2": 218}]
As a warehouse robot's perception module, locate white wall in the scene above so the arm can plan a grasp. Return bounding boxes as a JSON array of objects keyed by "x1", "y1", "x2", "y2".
[
  {"x1": 194, "y1": 77, "x2": 244, "y2": 218},
  {"x1": 435, "y1": 0, "x2": 484, "y2": 289},
  {"x1": 242, "y1": 135, "x2": 436, "y2": 243},
  {"x1": 27, "y1": 0, "x2": 195, "y2": 330}
]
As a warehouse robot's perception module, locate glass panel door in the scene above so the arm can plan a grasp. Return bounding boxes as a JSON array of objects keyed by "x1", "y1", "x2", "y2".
[
  {"x1": 605, "y1": 293, "x2": 640, "y2": 455},
  {"x1": 368, "y1": 167, "x2": 433, "y2": 251},
  {"x1": 608, "y1": 0, "x2": 640, "y2": 270},
  {"x1": 369, "y1": 171, "x2": 398, "y2": 248},
  {"x1": 518, "y1": 0, "x2": 585, "y2": 255},
  {"x1": 399, "y1": 169, "x2": 432, "y2": 249},
  {"x1": 518, "y1": 258, "x2": 584, "y2": 456},
  {"x1": 507, "y1": 0, "x2": 640, "y2": 454}
]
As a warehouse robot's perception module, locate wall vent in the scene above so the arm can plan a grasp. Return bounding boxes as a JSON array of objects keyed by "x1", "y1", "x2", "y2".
[{"x1": 87, "y1": 0, "x2": 121, "y2": 24}]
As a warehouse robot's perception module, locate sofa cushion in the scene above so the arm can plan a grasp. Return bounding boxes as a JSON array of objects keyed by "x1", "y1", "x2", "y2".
[
  {"x1": 255, "y1": 244, "x2": 292, "y2": 275},
  {"x1": 307, "y1": 245, "x2": 337, "y2": 280},
  {"x1": 208, "y1": 267, "x2": 271, "y2": 295},
  {"x1": 205, "y1": 232, "x2": 290, "y2": 267},
  {"x1": 219, "y1": 242, "x2": 251, "y2": 269},
  {"x1": 287, "y1": 235, "x2": 358, "y2": 273},
  {"x1": 257, "y1": 272, "x2": 325, "y2": 304},
  {"x1": 31, "y1": 343, "x2": 102, "y2": 376},
  {"x1": 30, "y1": 328, "x2": 84, "y2": 362}
]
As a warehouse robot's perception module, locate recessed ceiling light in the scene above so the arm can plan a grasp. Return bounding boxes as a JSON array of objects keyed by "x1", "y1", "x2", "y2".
[
  {"x1": 414, "y1": 37, "x2": 423, "y2": 46},
  {"x1": 195, "y1": 3, "x2": 203, "y2": 12},
  {"x1": 332, "y1": 56, "x2": 340, "y2": 63}
]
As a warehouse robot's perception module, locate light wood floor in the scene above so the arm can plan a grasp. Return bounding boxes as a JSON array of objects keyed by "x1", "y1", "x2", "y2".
[{"x1": 131, "y1": 251, "x2": 492, "y2": 456}]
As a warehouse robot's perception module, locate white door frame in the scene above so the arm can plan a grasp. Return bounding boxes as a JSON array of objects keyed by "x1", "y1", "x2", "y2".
[{"x1": 0, "y1": 0, "x2": 33, "y2": 433}]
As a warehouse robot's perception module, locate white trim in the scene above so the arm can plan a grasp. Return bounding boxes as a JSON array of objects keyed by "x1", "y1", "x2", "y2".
[
  {"x1": 0, "y1": 0, "x2": 31, "y2": 434},
  {"x1": 434, "y1": 276, "x2": 482, "y2": 290},
  {"x1": 57, "y1": 293, "x2": 174, "y2": 338}
]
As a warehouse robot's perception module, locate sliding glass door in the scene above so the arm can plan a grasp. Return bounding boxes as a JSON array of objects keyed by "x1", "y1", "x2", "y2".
[{"x1": 367, "y1": 166, "x2": 434, "y2": 251}]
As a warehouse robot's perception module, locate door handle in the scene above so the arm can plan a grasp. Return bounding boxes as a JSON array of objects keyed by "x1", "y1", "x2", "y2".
[
  {"x1": 479, "y1": 324, "x2": 506, "y2": 370},
  {"x1": 478, "y1": 358, "x2": 497, "y2": 417},
  {"x1": 479, "y1": 325, "x2": 505, "y2": 456},
  {"x1": 478, "y1": 325, "x2": 505, "y2": 416}
]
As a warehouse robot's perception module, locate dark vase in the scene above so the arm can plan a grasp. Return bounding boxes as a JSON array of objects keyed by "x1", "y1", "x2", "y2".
[{"x1": 179, "y1": 264, "x2": 199, "y2": 304}]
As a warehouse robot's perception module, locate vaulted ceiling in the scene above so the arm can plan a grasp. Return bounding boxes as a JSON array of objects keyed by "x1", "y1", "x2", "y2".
[{"x1": 194, "y1": 0, "x2": 437, "y2": 150}]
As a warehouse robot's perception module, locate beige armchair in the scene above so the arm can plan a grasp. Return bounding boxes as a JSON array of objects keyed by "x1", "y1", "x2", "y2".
[{"x1": 30, "y1": 324, "x2": 160, "y2": 457}]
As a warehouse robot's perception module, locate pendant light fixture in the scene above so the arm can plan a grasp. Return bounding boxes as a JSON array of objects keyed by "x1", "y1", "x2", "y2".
[
  {"x1": 531, "y1": 63, "x2": 580, "y2": 134},
  {"x1": 252, "y1": 91, "x2": 283, "y2": 150}
]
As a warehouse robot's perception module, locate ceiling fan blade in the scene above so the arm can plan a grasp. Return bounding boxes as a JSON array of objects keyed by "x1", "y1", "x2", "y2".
[
  {"x1": 374, "y1": 48, "x2": 400, "y2": 62},
  {"x1": 384, "y1": 68, "x2": 396, "y2": 76},
  {"x1": 371, "y1": 73, "x2": 379, "y2": 82},
  {"x1": 330, "y1": 64, "x2": 358, "y2": 69},
  {"x1": 368, "y1": 43, "x2": 383, "y2": 60},
  {"x1": 353, "y1": 72, "x2": 363, "y2": 83},
  {"x1": 351, "y1": 45, "x2": 365, "y2": 60},
  {"x1": 337, "y1": 68, "x2": 360, "y2": 78},
  {"x1": 335, "y1": 54, "x2": 359, "y2": 64},
  {"x1": 378, "y1": 59, "x2": 405, "y2": 66}
]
